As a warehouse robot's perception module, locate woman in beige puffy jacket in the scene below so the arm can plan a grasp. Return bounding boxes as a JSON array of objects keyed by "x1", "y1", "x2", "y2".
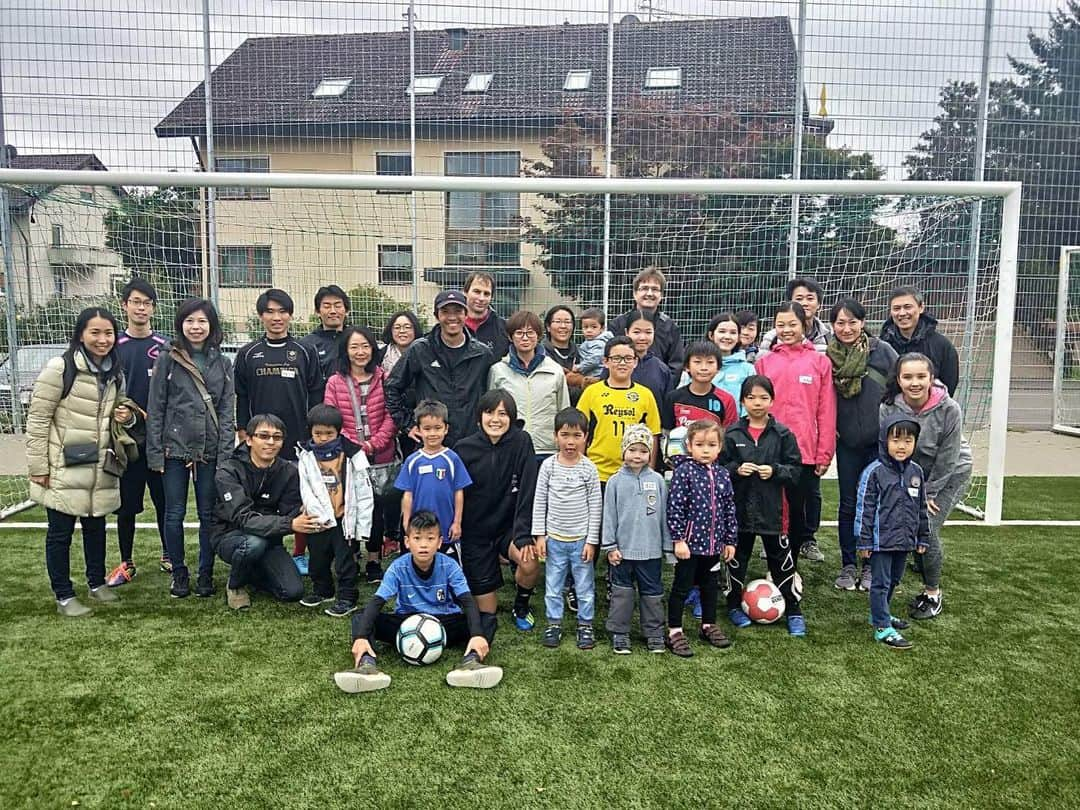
[{"x1": 26, "y1": 307, "x2": 129, "y2": 617}]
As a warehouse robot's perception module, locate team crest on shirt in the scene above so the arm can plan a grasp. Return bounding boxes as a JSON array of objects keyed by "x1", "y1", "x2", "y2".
[
  {"x1": 626, "y1": 391, "x2": 640, "y2": 402},
  {"x1": 436, "y1": 588, "x2": 446, "y2": 602},
  {"x1": 287, "y1": 350, "x2": 298, "y2": 362},
  {"x1": 436, "y1": 468, "x2": 446, "y2": 480},
  {"x1": 911, "y1": 476, "x2": 920, "y2": 486}
]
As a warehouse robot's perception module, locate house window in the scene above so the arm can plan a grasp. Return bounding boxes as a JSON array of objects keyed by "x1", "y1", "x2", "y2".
[
  {"x1": 79, "y1": 188, "x2": 94, "y2": 202},
  {"x1": 444, "y1": 151, "x2": 519, "y2": 229},
  {"x1": 407, "y1": 75, "x2": 444, "y2": 96},
  {"x1": 215, "y1": 156, "x2": 270, "y2": 200},
  {"x1": 51, "y1": 224, "x2": 63, "y2": 247},
  {"x1": 645, "y1": 67, "x2": 682, "y2": 89},
  {"x1": 312, "y1": 77, "x2": 352, "y2": 98},
  {"x1": 378, "y1": 245, "x2": 414, "y2": 285},
  {"x1": 464, "y1": 73, "x2": 493, "y2": 93},
  {"x1": 564, "y1": 70, "x2": 592, "y2": 91},
  {"x1": 553, "y1": 147, "x2": 593, "y2": 177},
  {"x1": 219, "y1": 245, "x2": 272, "y2": 287},
  {"x1": 376, "y1": 152, "x2": 412, "y2": 194},
  {"x1": 446, "y1": 240, "x2": 520, "y2": 267}
]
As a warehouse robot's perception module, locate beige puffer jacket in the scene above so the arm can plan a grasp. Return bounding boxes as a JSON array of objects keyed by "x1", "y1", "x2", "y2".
[{"x1": 26, "y1": 350, "x2": 122, "y2": 517}]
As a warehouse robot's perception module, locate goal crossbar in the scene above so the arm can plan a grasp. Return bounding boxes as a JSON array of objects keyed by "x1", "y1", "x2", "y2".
[{"x1": 0, "y1": 169, "x2": 1023, "y2": 525}]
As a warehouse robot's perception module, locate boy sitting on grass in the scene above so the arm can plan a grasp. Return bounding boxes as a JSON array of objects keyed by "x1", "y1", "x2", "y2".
[{"x1": 334, "y1": 511, "x2": 502, "y2": 692}]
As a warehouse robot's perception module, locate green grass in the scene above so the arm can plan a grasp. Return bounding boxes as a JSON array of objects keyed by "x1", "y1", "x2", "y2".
[{"x1": 2, "y1": 481, "x2": 1080, "y2": 808}]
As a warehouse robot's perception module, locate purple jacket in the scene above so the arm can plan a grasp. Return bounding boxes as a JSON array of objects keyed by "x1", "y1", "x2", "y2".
[{"x1": 666, "y1": 455, "x2": 738, "y2": 555}]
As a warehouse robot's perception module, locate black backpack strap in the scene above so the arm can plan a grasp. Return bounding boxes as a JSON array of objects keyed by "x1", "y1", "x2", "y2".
[{"x1": 60, "y1": 353, "x2": 77, "y2": 400}]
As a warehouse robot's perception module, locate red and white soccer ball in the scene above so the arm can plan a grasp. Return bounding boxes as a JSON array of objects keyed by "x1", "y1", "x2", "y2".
[{"x1": 741, "y1": 579, "x2": 786, "y2": 624}]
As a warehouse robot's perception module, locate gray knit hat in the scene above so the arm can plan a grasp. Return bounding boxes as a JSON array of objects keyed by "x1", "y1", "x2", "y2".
[{"x1": 621, "y1": 423, "x2": 654, "y2": 456}]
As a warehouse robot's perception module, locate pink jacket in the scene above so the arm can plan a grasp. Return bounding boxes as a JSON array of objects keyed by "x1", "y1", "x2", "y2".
[
  {"x1": 323, "y1": 366, "x2": 397, "y2": 464},
  {"x1": 755, "y1": 340, "x2": 836, "y2": 466}
]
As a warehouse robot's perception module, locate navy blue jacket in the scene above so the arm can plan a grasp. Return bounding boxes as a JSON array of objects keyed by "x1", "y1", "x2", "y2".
[{"x1": 855, "y1": 414, "x2": 930, "y2": 553}]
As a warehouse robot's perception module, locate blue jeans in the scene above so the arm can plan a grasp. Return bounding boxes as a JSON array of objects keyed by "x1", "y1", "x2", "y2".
[
  {"x1": 45, "y1": 508, "x2": 106, "y2": 600},
  {"x1": 162, "y1": 458, "x2": 217, "y2": 578},
  {"x1": 836, "y1": 442, "x2": 878, "y2": 568},
  {"x1": 869, "y1": 550, "x2": 908, "y2": 628},
  {"x1": 544, "y1": 537, "x2": 595, "y2": 623}
]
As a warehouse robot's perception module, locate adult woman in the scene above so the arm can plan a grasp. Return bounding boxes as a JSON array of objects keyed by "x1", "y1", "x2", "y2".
[
  {"x1": 681, "y1": 313, "x2": 755, "y2": 412},
  {"x1": 542, "y1": 305, "x2": 586, "y2": 405},
  {"x1": 324, "y1": 325, "x2": 397, "y2": 583},
  {"x1": 487, "y1": 310, "x2": 570, "y2": 459},
  {"x1": 27, "y1": 307, "x2": 128, "y2": 617},
  {"x1": 379, "y1": 310, "x2": 421, "y2": 376},
  {"x1": 147, "y1": 298, "x2": 236, "y2": 599},
  {"x1": 826, "y1": 297, "x2": 898, "y2": 592},
  {"x1": 880, "y1": 352, "x2": 972, "y2": 620},
  {"x1": 755, "y1": 302, "x2": 836, "y2": 566}
]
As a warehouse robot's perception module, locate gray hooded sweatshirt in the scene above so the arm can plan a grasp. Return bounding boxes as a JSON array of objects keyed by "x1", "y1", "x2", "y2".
[{"x1": 601, "y1": 464, "x2": 673, "y2": 560}]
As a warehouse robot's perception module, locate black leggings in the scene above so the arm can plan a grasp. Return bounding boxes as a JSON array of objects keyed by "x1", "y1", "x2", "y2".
[
  {"x1": 370, "y1": 611, "x2": 498, "y2": 648},
  {"x1": 367, "y1": 491, "x2": 404, "y2": 554},
  {"x1": 726, "y1": 532, "x2": 802, "y2": 616},
  {"x1": 786, "y1": 464, "x2": 822, "y2": 560},
  {"x1": 668, "y1": 555, "x2": 721, "y2": 628}
]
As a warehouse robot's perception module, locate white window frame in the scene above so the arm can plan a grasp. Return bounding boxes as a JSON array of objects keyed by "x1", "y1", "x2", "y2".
[
  {"x1": 407, "y1": 75, "x2": 444, "y2": 96},
  {"x1": 564, "y1": 69, "x2": 592, "y2": 91},
  {"x1": 464, "y1": 73, "x2": 494, "y2": 94},
  {"x1": 312, "y1": 77, "x2": 353, "y2": 98},
  {"x1": 645, "y1": 66, "x2": 682, "y2": 89}
]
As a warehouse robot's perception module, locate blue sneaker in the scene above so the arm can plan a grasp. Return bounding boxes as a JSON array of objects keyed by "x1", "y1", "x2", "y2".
[
  {"x1": 787, "y1": 614, "x2": 807, "y2": 637},
  {"x1": 685, "y1": 587, "x2": 702, "y2": 620},
  {"x1": 514, "y1": 609, "x2": 536, "y2": 632},
  {"x1": 728, "y1": 607, "x2": 752, "y2": 628},
  {"x1": 292, "y1": 554, "x2": 309, "y2": 576},
  {"x1": 874, "y1": 626, "x2": 913, "y2": 649}
]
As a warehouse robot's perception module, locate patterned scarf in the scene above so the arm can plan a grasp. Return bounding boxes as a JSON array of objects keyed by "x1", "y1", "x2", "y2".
[{"x1": 826, "y1": 333, "x2": 871, "y2": 399}]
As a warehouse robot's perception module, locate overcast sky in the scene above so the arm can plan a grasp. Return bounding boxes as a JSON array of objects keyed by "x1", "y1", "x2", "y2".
[{"x1": 0, "y1": 0, "x2": 1066, "y2": 179}]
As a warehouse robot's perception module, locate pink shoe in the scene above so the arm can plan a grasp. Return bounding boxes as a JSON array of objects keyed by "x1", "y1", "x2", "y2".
[{"x1": 106, "y1": 563, "x2": 135, "y2": 587}]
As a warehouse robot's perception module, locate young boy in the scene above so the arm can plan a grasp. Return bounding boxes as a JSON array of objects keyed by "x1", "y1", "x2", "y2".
[
  {"x1": 533, "y1": 407, "x2": 603, "y2": 649},
  {"x1": 576, "y1": 337, "x2": 662, "y2": 483},
  {"x1": 335, "y1": 511, "x2": 502, "y2": 692},
  {"x1": 576, "y1": 308, "x2": 614, "y2": 377},
  {"x1": 663, "y1": 341, "x2": 738, "y2": 438},
  {"x1": 855, "y1": 414, "x2": 930, "y2": 650},
  {"x1": 296, "y1": 404, "x2": 373, "y2": 618},
  {"x1": 394, "y1": 400, "x2": 473, "y2": 561},
  {"x1": 601, "y1": 424, "x2": 672, "y2": 654}
]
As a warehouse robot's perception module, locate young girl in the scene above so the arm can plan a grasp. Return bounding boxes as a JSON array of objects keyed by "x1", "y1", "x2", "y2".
[
  {"x1": 880, "y1": 352, "x2": 972, "y2": 619},
  {"x1": 611, "y1": 309, "x2": 672, "y2": 411},
  {"x1": 722, "y1": 376, "x2": 806, "y2": 636},
  {"x1": 755, "y1": 302, "x2": 836, "y2": 565},
  {"x1": 735, "y1": 309, "x2": 760, "y2": 362},
  {"x1": 665, "y1": 419, "x2": 738, "y2": 657},
  {"x1": 454, "y1": 390, "x2": 542, "y2": 631},
  {"x1": 680, "y1": 313, "x2": 756, "y2": 413}
]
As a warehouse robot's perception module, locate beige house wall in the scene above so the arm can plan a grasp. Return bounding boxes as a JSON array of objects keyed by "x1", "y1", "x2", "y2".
[{"x1": 209, "y1": 135, "x2": 582, "y2": 332}]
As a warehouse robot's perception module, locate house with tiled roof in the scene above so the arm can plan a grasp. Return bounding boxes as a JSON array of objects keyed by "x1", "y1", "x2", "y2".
[
  {"x1": 156, "y1": 15, "x2": 826, "y2": 322},
  {"x1": 4, "y1": 149, "x2": 123, "y2": 306}
]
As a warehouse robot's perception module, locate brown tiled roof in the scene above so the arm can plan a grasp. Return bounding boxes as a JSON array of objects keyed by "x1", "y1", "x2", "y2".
[
  {"x1": 5, "y1": 153, "x2": 110, "y2": 211},
  {"x1": 155, "y1": 17, "x2": 799, "y2": 138}
]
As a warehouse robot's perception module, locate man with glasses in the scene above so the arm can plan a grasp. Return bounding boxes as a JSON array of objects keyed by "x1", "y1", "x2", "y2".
[
  {"x1": 609, "y1": 267, "x2": 685, "y2": 377},
  {"x1": 300, "y1": 284, "x2": 350, "y2": 402},
  {"x1": 212, "y1": 414, "x2": 324, "y2": 610},
  {"x1": 386, "y1": 290, "x2": 495, "y2": 448},
  {"x1": 107, "y1": 278, "x2": 170, "y2": 585}
]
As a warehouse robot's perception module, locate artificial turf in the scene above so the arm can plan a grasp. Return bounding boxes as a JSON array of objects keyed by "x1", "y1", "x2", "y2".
[{"x1": 1, "y1": 479, "x2": 1078, "y2": 808}]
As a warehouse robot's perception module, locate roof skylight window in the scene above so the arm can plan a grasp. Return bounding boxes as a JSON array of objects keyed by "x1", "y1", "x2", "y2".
[
  {"x1": 312, "y1": 77, "x2": 353, "y2": 98},
  {"x1": 407, "y1": 75, "x2": 445, "y2": 96},
  {"x1": 564, "y1": 70, "x2": 592, "y2": 91},
  {"x1": 644, "y1": 67, "x2": 682, "y2": 89},
  {"x1": 464, "y1": 73, "x2": 493, "y2": 93}
]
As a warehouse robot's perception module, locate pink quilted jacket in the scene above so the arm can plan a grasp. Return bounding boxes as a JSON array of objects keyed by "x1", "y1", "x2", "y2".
[{"x1": 323, "y1": 365, "x2": 397, "y2": 463}]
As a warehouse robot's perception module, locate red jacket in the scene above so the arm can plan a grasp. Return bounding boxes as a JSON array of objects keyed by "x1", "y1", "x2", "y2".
[
  {"x1": 323, "y1": 366, "x2": 397, "y2": 464},
  {"x1": 755, "y1": 340, "x2": 836, "y2": 467}
]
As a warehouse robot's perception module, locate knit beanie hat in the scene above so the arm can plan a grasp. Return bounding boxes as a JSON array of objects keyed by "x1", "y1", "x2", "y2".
[{"x1": 621, "y1": 423, "x2": 654, "y2": 456}]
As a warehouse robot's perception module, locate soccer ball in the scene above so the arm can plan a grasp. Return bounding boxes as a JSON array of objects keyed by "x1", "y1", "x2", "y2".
[
  {"x1": 665, "y1": 426, "x2": 688, "y2": 461},
  {"x1": 396, "y1": 613, "x2": 446, "y2": 665},
  {"x1": 741, "y1": 579, "x2": 786, "y2": 624}
]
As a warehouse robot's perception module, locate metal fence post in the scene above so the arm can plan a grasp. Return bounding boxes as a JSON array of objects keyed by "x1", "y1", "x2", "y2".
[
  {"x1": 202, "y1": 0, "x2": 220, "y2": 307},
  {"x1": 0, "y1": 50, "x2": 24, "y2": 434},
  {"x1": 787, "y1": 0, "x2": 807, "y2": 281}
]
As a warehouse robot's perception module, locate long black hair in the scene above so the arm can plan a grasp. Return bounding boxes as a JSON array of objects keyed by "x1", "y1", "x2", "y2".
[
  {"x1": 337, "y1": 325, "x2": 380, "y2": 376},
  {"x1": 67, "y1": 306, "x2": 123, "y2": 385},
  {"x1": 173, "y1": 298, "x2": 224, "y2": 354},
  {"x1": 882, "y1": 352, "x2": 935, "y2": 404}
]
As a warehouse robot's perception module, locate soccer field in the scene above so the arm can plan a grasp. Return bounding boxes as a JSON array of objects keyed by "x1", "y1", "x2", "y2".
[{"x1": 2, "y1": 478, "x2": 1078, "y2": 808}]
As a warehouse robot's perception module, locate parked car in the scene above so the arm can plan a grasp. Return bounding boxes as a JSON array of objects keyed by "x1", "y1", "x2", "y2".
[{"x1": 0, "y1": 343, "x2": 68, "y2": 414}]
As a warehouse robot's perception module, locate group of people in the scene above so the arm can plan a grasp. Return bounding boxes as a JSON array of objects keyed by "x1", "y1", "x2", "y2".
[{"x1": 26, "y1": 268, "x2": 972, "y2": 691}]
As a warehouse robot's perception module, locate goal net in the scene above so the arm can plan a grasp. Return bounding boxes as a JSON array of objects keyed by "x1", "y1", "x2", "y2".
[{"x1": 0, "y1": 170, "x2": 1020, "y2": 522}]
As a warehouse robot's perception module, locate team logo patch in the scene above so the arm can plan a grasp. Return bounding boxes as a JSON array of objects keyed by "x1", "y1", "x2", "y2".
[
  {"x1": 647, "y1": 493, "x2": 657, "y2": 506},
  {"x1": 436, "y1": 588, "x2": 446, "y2": 602},
  {"x1": 223, "y1": 492, "x2": 232, "y2": 502},
  {"x1": 287, "y1": 350, "x2": 298, "y2": 362},
  {"x1": 435, "y1": 468, "x2": 446, "y2": 480},
  {"x1": 626, "y1": 391, "x2": 640, "y2": 402},
  {"x1": 911, "y1": 476, "x2": 920, "y2": 486}
]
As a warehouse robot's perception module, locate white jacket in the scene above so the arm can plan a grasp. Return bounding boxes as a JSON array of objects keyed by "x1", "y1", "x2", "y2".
[{"x1": 297, "y1": 448, "x2": 374, "y2": 541}]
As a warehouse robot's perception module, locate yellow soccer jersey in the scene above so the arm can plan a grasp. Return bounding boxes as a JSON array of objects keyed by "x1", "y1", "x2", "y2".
[{"x1": 576, "y1": 381, "x2": 660, "y2": 481}]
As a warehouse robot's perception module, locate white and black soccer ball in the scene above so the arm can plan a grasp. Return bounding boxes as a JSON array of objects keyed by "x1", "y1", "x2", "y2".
[{"x1": 396, "y1": 613, "x2": 446, "y2": 666}]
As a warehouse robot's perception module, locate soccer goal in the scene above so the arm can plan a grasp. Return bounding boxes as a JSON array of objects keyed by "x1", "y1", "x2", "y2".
[
  {"x1": 0, "y1": 168, "x2": 1021, "y2": 523},
  {"x1": 1053, "y1": 246, "x2": 1080, "y2": 437}
]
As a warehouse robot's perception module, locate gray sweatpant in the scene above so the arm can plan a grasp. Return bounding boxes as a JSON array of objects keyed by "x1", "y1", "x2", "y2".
[{"x1": 923, "y1": 469, "x2": 971, "y2": 590}]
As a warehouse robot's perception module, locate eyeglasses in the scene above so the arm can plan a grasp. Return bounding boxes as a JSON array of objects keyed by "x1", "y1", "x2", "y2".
[
  {"x1": 513, "y1": 329, "x2": 537, "y2": 339},
  {"x1": 607, "y1": 356, "x2": 636, "y2": 365},
  {"x1": 392, "y1": 324, "x2": 414, "y2": 331},
  {"x1": 637, "y1": 285, "x2": 662, "y2": 293},
  {"x1": 252, "y1": 432, "x2": 284, "y2": 442}
]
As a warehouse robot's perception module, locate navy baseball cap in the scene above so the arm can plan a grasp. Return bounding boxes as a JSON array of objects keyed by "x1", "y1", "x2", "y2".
[{"x1": 434, "y1": 290, "x2": 467, "y2": 311}]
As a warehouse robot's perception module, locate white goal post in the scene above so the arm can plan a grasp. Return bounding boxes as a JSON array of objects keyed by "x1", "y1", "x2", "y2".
[
  {"x1": 1053, "y1": 245, "x2": 1080, "y2": 438},
  {"x1": 0, "y1": 168, "x2": 1023, "y2": 524}
]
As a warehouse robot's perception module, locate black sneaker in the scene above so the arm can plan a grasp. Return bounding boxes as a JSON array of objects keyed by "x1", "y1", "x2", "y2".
[
  {"x1": 576, "y1": 624, "x2": 596, "y2": 650},
  {"x1": 542, "y1": 624, "x2": 562, "y2": 648},
  {"x1": 565, "y1": 587, "x2": 578, "y2": 614},
  {"x1": 909, "y1": 592, "x2": 942, "y2": 620},
  {"x1": 170, "y1": 570, "x2": 190, "y2": 598},
  {"x1": 365, "y1": 560, "x2": 383, "y2": 584},
  {"x1": 299, "y1": 593, "x2": 334, "y2": 608},
  {"x1": 324, "y1": 600, "x2": 357, "y2": 618},
  {"x1": 195, "y1": 573, "x2": 215, "y2": 598}
]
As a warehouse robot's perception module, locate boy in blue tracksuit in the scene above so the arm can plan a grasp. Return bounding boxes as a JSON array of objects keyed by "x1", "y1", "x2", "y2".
[{"x1": 855, "y1": 414, "x2": 930, "y2": 650}]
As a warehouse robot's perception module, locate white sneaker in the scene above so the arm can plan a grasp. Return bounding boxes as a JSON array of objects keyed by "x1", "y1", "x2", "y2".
[
  {"x1": 445, "y1": 658, "x2": 503, "y2": 689},
  {"x1": 334, "y1": 665, "x2": 391, "y2": 693}
]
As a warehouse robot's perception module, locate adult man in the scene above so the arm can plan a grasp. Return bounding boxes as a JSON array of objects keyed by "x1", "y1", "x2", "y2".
[
  {"x1": 880, "y1": 286, "x2": 960, "y2": 395},
  {"x1": 300, "y1": 284, "x2": 349, "y2": 402},
  {"x1": 108, "y1": 278, "x2": 169, "y2": 584},
  {"x1": 462, "y1": 271, "x2": 509, "y2": 361},
  {"x1": 759, "y1": 277, "x2": 832, "y2": 353},
  {"x1": 385, "y1": 290, "x2": 494, "y2": 448},
  {"x1": 233, "y1": 288, "x2": 321, "y2": 461},
  {"x1": 609, "y1": 266, "x2": 685, "y2": 376},
  {"x1": 212, "y1": 414, "x2": 324, "y2": 609}
]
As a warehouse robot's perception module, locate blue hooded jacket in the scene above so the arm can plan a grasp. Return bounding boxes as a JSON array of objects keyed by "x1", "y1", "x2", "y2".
[{"x1": 854, "y1": 414, "x2": 930, "y2": 553}]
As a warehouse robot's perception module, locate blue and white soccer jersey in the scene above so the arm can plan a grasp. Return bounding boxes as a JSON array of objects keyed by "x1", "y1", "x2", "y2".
[
  {"x1": 394, "y1": 448, "x2": 473, "y2": 545},
  {"x1": 376, "y1": 553, "x2": 471, "y2": 617}
]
